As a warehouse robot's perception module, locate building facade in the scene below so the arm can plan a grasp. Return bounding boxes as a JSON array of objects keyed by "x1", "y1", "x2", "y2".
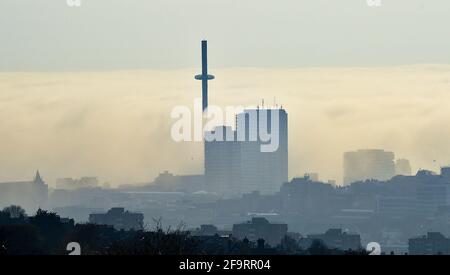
[
  {"x1": 89, "y1": 207, "x2": 144, "y2": 231},
  {"x1": 204, "y1": 126, "x2": 242, "y2": 196},
  {"x1": 204, "y1": 108, "x2": 288, "y2": 196},
  {"x1": 55, "y1": 177, "x2": 99, "y2": 190},
  {"x1": 232, "y1": 217, "x2": 288, "y2": 246},
  {"x1": 409, "y1": 232, "x2": 450, "y2": 255},
  {"x1": 299, "y1": 229, "x2": 362, "y2": 251},
  {"x1": 343, "y1": 149, "x2": 395, "y2": 185},
  {"x1": 0, "y1": 171, "x2": 48, "y2": 214},
  {"x1": 395, "y1": 159, "x2": 412, "y2": 176},
  {"x1": 236, "y1": 108, "x2": 288, "y2": 194}
]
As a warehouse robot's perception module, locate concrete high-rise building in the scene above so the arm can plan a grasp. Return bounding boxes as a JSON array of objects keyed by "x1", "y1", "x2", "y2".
[
  {"x1": 204, "y1": 108, "x2": 288, "y2": 196},
  {"x1": 395, "y1": 159, "x2": 412, "y2": 176},
  {"x1": 343, "y1": 149, "x2": 395, "y2": 185},
  {"x1": 236, "y1": 108, "x2": 288, "y2": 194},
  {"x1": 204, "y1": 126, "x2": 242, "y2": 196}
]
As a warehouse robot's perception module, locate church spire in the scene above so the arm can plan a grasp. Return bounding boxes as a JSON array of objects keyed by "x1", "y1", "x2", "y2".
[{"x1": 34, "y1": 170, "x2": 43, "y2": 184}]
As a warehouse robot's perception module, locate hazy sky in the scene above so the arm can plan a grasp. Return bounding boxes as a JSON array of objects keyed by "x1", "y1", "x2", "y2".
[
  {"x1": 1, "y1": 66, "x2": 450, "y2": 186},
  {"x1": 1, "y1": 0, "x2": 450, "y2": 70},
  {"x1": 0, "y1": 1, "x2": 450, "y2": 186}
]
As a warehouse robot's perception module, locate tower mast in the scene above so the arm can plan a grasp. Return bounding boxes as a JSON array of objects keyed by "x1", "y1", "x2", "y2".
[{"x1": 195, "y1": 40, "x2": 215, "y2": 112}]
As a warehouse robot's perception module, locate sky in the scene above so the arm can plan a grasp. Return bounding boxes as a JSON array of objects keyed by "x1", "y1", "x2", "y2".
[
  {"x1": 1, "y1": 66, "x2": 450, "y2": 186},
  {"x1": 0, "y1": 1, "x2": 449, "y2": 186},
  {"x1": 1, "y1": 0, "x2": 450, "y2": 70}
]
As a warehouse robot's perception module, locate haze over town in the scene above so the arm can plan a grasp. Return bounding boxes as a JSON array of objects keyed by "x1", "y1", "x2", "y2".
[{"x1": 1, "y1": 65, "x2": 450, "y2": 186}]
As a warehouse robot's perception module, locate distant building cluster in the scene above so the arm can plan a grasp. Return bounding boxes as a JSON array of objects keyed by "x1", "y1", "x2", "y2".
[
  {"x1": 55, "y1": 177, "x2": 99, "y2": 190},
  {"x1": 343, "y1": 149, "x2": 411, "y2": 185},
  {"x1": 6, "y1": 168, "x2": 450, "y2": 254},
  {"x1": 409, "y1": 232, "x2": 450, "y2": 255}
]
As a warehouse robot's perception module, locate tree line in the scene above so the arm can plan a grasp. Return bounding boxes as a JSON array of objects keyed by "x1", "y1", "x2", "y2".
[{"x1": 0, "y1": 205, "x2": 367, "y2": 255}]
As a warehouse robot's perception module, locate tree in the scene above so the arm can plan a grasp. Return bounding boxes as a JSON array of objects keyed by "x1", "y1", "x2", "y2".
[
  {"x1": 279, "y1": 235, "x2": 299, "y2": 254},
  {"x1": 308, "y1": 239, "x2": 329, "y2": 255},
  {"x1": 2, "y1": 205, "x2": 26, "y2": 219},
  {"x1": 257, "y1": 238, "x2": 266, "y2": 249},
  {"x1": 28, "y1": 209, "x2": 68, "y2": 254},
  {"x1": 0, "y1": 224, "x2": 42, "y2": 255}
]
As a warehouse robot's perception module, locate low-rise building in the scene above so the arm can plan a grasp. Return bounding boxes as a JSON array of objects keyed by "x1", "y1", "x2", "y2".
[
  {"x1": 55, "y1": 177, "x2": 99, "y2": 190},
  {"x1": 408, "y1": 232, "x2": 450, "y2": 255},
  {"x1": 89, "y1": 207, "x2": 144, "y2": 231},
  {"x1": 299, "y1": 229, "x2": 361, "y2": 251},
  {"x1": 190, "y1": 224, "x2": 231, "y2": 237},
  {"x1": 232, "y1": 217, "x2": 287, "y2": 246}
]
